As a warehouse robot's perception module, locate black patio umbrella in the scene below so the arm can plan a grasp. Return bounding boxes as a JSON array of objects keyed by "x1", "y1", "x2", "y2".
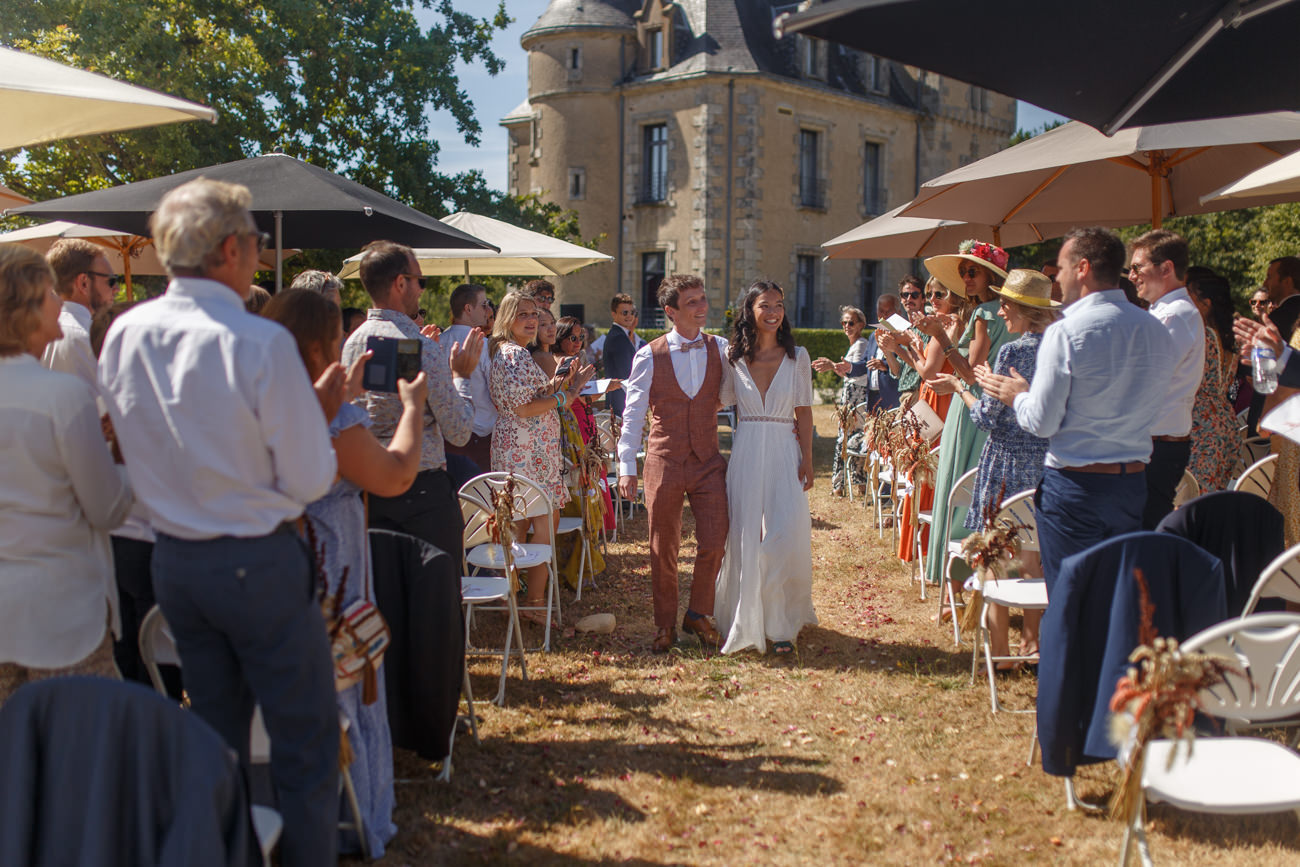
[
  {"x1": 5, "y1": 152, "x2": 495, "y2": 289},
  {"x1": 777, "y1": 0, "x2": 1300, "y2": 134}
]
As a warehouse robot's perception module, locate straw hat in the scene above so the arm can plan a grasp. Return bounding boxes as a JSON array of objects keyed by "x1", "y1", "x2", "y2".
[
  {"x1": 924, "y1": 239, "x2": 1010, "y2": 297},
  {"x1": 991, "y1": 269, "x2": 1061, "y2": 308}
]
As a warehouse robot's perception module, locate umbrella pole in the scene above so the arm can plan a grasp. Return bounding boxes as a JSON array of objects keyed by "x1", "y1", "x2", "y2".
[
  {"x1": 123, "y1": 252, "x2": 133, "y2": 301},
  {"x1": 992, "y1": 226, "x2": 1002, "y2": 247},
  {"x1": 274, "y1": 210, "x2": 283, "y2": 292},
  {"x1": 1151, "y1": 166, "x2": 1162, "y2": 229}
]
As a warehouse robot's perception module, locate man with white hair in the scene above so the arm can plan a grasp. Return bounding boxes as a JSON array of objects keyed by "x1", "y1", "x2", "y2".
[
  {"x1": 289, "y1": 268, "x2": 343, "y2": 306},
  {"x1": 99, "y1": 178, "x2": 343, "y2": 867}
]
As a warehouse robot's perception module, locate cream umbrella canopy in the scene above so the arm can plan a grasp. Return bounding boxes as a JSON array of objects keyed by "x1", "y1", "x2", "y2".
[
  {"x1": 0, "y1": 46, "x2": 217, "y2": 151},
  {"x1": 822, "y1": 203, "x2": 1119, "y2": 259},
  {"x1": 0, "y1": 220, "x2": 294, "y2": 299},
  {"x1": 902, "y1": 114, "x2": 1300, "y2": 230},
  {"x1": 1200, "y1": 149, "x2": 1300, "y2": 204},
  {"x1": 337, "y1": 211, "x2": 612, "y2": 278},
  {"x1": 0, "y1": 182, "x2": 32, "y2": 209}
]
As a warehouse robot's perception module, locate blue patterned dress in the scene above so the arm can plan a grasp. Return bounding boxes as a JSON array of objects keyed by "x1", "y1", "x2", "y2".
[
  {"x1": 304, "y1": 403, "x2": 397, "y2": 857},
  {"x1": 964, "y1": 331, "x2": 1048, "y2": 530}
]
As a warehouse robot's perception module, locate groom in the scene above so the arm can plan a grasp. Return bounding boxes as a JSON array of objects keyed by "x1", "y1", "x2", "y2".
[{"x1": 618, "y1": 274, "x2": 731, "y2": 652}]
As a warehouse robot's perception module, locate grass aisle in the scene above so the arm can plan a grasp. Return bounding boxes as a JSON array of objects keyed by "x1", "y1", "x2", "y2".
[{"x1": 375, "y1": 405, "x2": 1294, "y2": 865}]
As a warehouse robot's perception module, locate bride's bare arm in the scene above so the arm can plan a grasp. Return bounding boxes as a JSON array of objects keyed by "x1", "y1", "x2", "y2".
[{"x1": 795, "y1": 405, "x2": 813, "y2": 491}]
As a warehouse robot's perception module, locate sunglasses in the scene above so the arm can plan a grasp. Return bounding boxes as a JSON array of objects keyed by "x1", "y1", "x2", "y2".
[
  {"x1": 402, "y1": 272, "x2": 427, "y2": 289},
  {"x1": 840, "y1": 319, "x2": 860, "y2": 326},
  {"x1": 900, "y1": 290, "x2": 922, "y2": 300},
  {"x1": 1251, "y1": 299, "x2": 1270, "y2": 307},
  {"x1": 927, "y1": 289, "x2": 948, "y2": 300},
  {"x1": 959, "y1": 267, "x2": 984, "y2": 279},
  {"x1": 83, "y1": 270, "x2": 119, "y2": 288}
]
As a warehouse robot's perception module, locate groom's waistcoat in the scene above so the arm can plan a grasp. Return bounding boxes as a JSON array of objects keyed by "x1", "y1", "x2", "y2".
[{"x1": 646, "y1": 333, "x2": 721, "y2": 463}]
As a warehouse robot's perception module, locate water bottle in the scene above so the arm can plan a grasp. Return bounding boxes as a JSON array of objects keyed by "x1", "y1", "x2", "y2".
[{"x1": 1253, "y1": 346, "x2": 1279, "y2": 395}]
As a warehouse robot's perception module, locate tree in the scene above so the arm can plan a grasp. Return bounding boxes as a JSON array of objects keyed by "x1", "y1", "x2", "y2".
[{"x1": 1, "y1": 1, "x2": 510, "y2": 216}]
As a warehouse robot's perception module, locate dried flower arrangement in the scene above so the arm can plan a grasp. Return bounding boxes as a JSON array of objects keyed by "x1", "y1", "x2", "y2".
[
  {"x1": 1107, "y1": 568, "x2": 1240, "y2": 821},
  {"x1": 957, "y1": 482, "x2": 1026, "y2": 634}
]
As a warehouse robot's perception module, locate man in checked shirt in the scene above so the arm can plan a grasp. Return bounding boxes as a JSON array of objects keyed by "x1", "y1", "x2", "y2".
[{"x1": 342, "y1": 240, "x2": 484, "y2": 565}]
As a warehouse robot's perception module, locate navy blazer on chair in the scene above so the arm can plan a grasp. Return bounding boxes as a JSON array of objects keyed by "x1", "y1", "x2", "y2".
[
  {"x1": 862, "y1": 334, "x2": 900, "y2": 410},
  {"x1": 1036, "y1": 532, "x2": 1227, "y2": 778},
  {"x1": 1156, "y1": 491, "x2": 1286, "y2": 617}
]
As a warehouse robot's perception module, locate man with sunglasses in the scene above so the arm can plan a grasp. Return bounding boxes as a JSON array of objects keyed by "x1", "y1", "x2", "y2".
[
  {"x1": 876, "y1": 276, "x2": 929, "y2": 406},
  {"x1": 343, "y1": 240, "x2": 483, "y2": 564},
  {"x1": 41, "y1": 238, "x2": 119, "y2": 391}
]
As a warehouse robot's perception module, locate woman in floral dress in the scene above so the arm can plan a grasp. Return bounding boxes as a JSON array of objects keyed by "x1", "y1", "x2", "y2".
[
  {"x1": 489, "y1": 292, "x2": 593, "y2": 619},
  {"x1": 1186, "y1": 269, "x2": 1239, "y2": 492}
]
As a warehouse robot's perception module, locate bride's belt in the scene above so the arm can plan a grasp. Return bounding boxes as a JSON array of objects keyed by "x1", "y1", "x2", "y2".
[{"x1": 738, "y1": 415, "x2": 794, "y2": 424}]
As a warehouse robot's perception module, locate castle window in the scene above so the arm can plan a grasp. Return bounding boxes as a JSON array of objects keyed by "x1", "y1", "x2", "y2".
[
  {"x1": 866, "y1": 55, "x2": 887, "y2": 93},
  {"x1": 863, "y1": 141, "x2": 883, "y2": 214},
  {"x1": 641, "y1": 251, "x2": 666, "y2": 327},
  {"x1": 569, "y1": 47, "x2": 581, "y2": 70},
  {"x1": 568, "y1": 168, "x2": 586, "y2": 201},
  {"x1": 801, "y1": 37, "x2": 822, "y2": 80},
  {"x1": 969, "y1": 85, "x2": 989, "y2": 112},
  {"x1": 647, "y1": 28, "x2": 664, "y2": 70},
  {"x1": 796, "y1": 255, "x2": 817, "y2": 327},
  {"x1": 860, "y1": 260, "x2": 881, "y2": 313},
  {"x1": 640, "y1": 123, "x2": 668, "y2": 203},
  {"x1": 799, "y1": 129, "x2": 824, "y2": 209}
]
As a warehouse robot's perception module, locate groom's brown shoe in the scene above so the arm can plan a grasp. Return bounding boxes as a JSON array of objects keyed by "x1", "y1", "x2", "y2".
[
  {"x1": 652, "y1": 627, "x2": 677, "y2": 653},
  {"x1": 682, "y1": 614, "x2": 721, "y2": 650}
]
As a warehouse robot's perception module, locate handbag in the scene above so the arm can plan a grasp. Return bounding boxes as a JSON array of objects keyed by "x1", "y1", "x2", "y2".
[{"x1": 305, "y1": 494, "x2": 391, "y2": 704}]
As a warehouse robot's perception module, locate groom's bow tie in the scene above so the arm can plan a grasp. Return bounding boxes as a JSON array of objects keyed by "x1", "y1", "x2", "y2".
[{"x1": 678, "y1": 337, "x2": 705, "y2": 352}]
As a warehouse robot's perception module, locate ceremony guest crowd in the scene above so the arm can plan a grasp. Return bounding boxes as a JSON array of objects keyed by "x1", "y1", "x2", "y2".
[{"x1": 0, "y1": 167, "x2": 1294, "y2": 863}]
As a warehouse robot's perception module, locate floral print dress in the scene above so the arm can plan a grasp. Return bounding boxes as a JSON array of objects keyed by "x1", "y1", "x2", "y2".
[
  {"x1": 1188, "y1": 327, "x2": 1238, "y2": 492},
  {"x1": 490, "y1": 341, "x2": 566, "y2": 507}
]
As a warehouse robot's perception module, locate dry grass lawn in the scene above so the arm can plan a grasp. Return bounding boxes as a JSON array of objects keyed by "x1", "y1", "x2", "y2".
[{"x1": 368, "y1": 405, "x2": 1299, "y2": 865}]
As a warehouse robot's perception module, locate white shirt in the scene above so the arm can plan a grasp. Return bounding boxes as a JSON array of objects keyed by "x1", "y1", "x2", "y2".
[
  {"x1": 616, "y1": 330, "x2": 731, "y2": 476},
  {"x1": 99, "y1": 278, "x2": 336, "y2": 540},
  {"x1": 443, "y1": 322, "x2": 497, "y2": 437},
  {"x1": 844, "y1": 336, "x2": 871, "y2": 388},
  {"x1": 0, "y1": 355, "x2": 133, "y2": 667},
  {"x1": 1147, "y1": 287, "x2": 1205, "y2": 437},
  {"x1": 40, "y1": 300, "x2": 97, "y2": 393}
]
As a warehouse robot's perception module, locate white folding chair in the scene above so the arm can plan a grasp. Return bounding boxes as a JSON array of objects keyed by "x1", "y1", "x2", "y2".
[
  {"x1": 460, "y1": 472, "x2": 561, "y2": 650},
  {"x1": 1239, "y1": 435, "x2": 1272, "y2": 471},
  {"x1": 969, "y1": 490, "x2": 1047, "y2": 714},
  {"x1": 139, "y1": 606, "x2": 370, "y2": 858},
  {"x1": 1232, "y1": 453, "x2": 1278, "y2": 500},
  {"x1": 1242, "y1": 542, "x2": 1300, "y2": 616},
  {"x1": 1118, "y1": 613, "x2": 1300, "y2": 866},
  {"x1": 911, "y1": 444, "x2": 943, "y2": 601},
  {"x1": 594, "y1": 421, "x2": 622, "y2": 545},
  {"x1": 1171, "y1": 469, "x2": 1200, "y2": 508},
  {"x1": 842, "y1": 403, "x2": 872, "y2": 505},
  {"x1": 938, "y1": 467, "x2": 981, "y2": 646}
]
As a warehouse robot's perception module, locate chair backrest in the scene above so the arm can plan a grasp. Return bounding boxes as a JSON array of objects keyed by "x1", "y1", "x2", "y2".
[
  {"x1": 946, "y1": 466, "x2": 980, "y2": 524},
  {"x1": 1233, "y1": 453, "x2": 1278, "y2": 499},
  {"x1": 994, "y1": 489, "x2": 1038, "y2": 553},
  {"x1": 138, "y1": 605, "x2": 180, "y2": 696},
  {"x1": 1172, "y1": 469, "x2": 1201, "y2": 508},
  {"x1": 459, "y1": 492, "x2": 495, "y2": 550},
  {"x1": 460, "y1": 471, "x2": 553, "y2": 521},
  {"x1": 595, "y1": 423, "x2": 618, "y2": 465},
  {"x1": 1240, "y1": 435, "x2": 1272, "y2": 468},
  {"x1": 1243, "y1": 543, "x2": 1300, "y2": 616},
  {"x1": 1181, "y1": 612, "x2": 1300, "y2": 723}
]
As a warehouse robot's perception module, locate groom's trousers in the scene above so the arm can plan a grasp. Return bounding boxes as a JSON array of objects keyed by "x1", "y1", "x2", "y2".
[{"x1": 644, "y1": 451, "x2": 728, "y2": 630}]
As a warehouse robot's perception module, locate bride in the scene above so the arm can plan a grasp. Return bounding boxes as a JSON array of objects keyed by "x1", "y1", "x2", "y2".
[{"x1": 716, "y1": 281, "x2": 817, "y2": 655}]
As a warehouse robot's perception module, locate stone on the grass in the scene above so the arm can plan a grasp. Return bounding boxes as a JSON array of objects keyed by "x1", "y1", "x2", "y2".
[{"x1": 576, "y1": 613, "x2": 616, "y2": 634}]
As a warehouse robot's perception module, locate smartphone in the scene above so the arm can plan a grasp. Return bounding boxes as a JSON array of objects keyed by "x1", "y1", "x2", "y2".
[
  {"x1": 555, "y1": 356, "x2": 575, "y2": 378},
  {"x1": 362, "y1": 336, "x2": 422, "y2": 393}
]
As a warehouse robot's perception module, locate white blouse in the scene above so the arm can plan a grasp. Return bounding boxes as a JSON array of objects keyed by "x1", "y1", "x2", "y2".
[
  {"x1": 844, "y1": 336, "x2": 872, "y2": 387},
  {"x1": 0, "y1": 355, "x2": 132, "y2": 668}
]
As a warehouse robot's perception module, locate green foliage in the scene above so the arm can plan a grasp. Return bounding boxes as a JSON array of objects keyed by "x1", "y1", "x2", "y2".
[
  {"x1": 1, "y1": 2, "x2": 509, "y2": 215},
  {"x1": 1009, "y1": 118, "x2": 1065, "y2": 146}
]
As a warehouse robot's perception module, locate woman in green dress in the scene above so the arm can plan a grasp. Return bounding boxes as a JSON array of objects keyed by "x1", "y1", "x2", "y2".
[{"x1": 917, "y1": 241, "x2": 1013, "y2": 600}]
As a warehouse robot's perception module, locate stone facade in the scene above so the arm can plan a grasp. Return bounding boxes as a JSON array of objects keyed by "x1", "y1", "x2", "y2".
[{"x1": 505, "y1": 0, "x2": 1016, "y2": 328}]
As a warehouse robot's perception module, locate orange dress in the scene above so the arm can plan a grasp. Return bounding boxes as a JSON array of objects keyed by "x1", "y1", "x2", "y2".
[{"x1": 896, "y1": 360, "x2": 954, "y2": 561}]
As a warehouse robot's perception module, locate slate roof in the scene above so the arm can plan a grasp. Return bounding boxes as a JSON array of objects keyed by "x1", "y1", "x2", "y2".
[{"x1": 523, "y1": 0, "x2": 639, "y2": 39}]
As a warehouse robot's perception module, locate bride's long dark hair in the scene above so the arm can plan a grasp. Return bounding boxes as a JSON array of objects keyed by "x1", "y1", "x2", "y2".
[{"x1": 728, "y1": 280, "x2": 797, "y2": 365}]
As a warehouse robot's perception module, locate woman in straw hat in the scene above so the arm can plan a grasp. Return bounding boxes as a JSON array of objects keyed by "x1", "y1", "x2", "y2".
[
  {"x1": 917, "y1": 241, "x2": 1015, "y2": 599},
  {"x1": 933, "y1": 269, "x2": 1060, "y2": 665}
]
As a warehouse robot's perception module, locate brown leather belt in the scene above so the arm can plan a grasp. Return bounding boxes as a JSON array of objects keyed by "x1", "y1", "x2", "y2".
[
  {"x1": 1064, "y1": 461, "x2": 1146, "y2": 474},
  {"x1": 1152, "y1": 435, "x2": 1190, "y2": 442}
]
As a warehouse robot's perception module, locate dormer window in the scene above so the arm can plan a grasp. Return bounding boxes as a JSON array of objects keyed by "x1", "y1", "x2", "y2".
[{"x1": 647, "y1": 27, "x2": 664, "y2": 70}]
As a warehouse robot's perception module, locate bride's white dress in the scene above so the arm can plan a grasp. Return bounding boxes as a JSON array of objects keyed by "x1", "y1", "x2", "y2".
[{"x1": 716, "y1": 347, "x2": 817, "y2": 654}]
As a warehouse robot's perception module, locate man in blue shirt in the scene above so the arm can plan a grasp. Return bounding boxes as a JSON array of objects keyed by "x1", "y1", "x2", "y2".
[{"x1": 977, "y1": 227, "x2": 1174, "y2": 591}]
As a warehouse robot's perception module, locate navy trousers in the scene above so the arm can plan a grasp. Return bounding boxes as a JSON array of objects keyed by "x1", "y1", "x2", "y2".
[
  {"x1": 152, "y1": 529, "x2": 338, "y2": 867},
  {"x1": 1036, "y1": 467, "x2": 1147, "y2": 595},
  {"x1": 1142, "y1": 439, "x2": 1192, "y2": 530}
]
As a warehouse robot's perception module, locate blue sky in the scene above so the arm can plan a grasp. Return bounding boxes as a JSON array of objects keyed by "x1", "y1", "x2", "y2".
[{"x1": 430, "y1": 1, "x2": 1066, "y2": 194}]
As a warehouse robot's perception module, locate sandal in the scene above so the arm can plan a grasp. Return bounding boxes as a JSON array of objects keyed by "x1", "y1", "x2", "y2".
[
  {"x1": 519, "y1": 603, "x2": 556, "y2": 628},
  {"x1": 772, "y1": 641, "x2": 795, "y2": 655}
]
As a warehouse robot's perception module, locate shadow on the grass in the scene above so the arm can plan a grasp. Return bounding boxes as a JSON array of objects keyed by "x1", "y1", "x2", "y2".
[{"x1": 376, "y1": 823, "x2": 666, "y2": 865}]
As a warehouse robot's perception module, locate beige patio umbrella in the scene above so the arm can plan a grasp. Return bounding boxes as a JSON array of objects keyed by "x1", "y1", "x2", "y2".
[
  {"x1": 0, "y1": 220, "x2": 294, "y2": 299},
  {"x1": 822, "y1": 202, "x2": 1119, "y2": 259},
  {"x1": 1200, "y1": 149, "x2": 1300, "y2": 204},
  {"x1": 903, "y1": 114, "x2": 1300, "y2": 230},
  {"x1": 0, "y1": 46, "x2": 217, "y2": 151},
  {"x1": 337, "y1": 211, "x2": 612, "y2": 278}
]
